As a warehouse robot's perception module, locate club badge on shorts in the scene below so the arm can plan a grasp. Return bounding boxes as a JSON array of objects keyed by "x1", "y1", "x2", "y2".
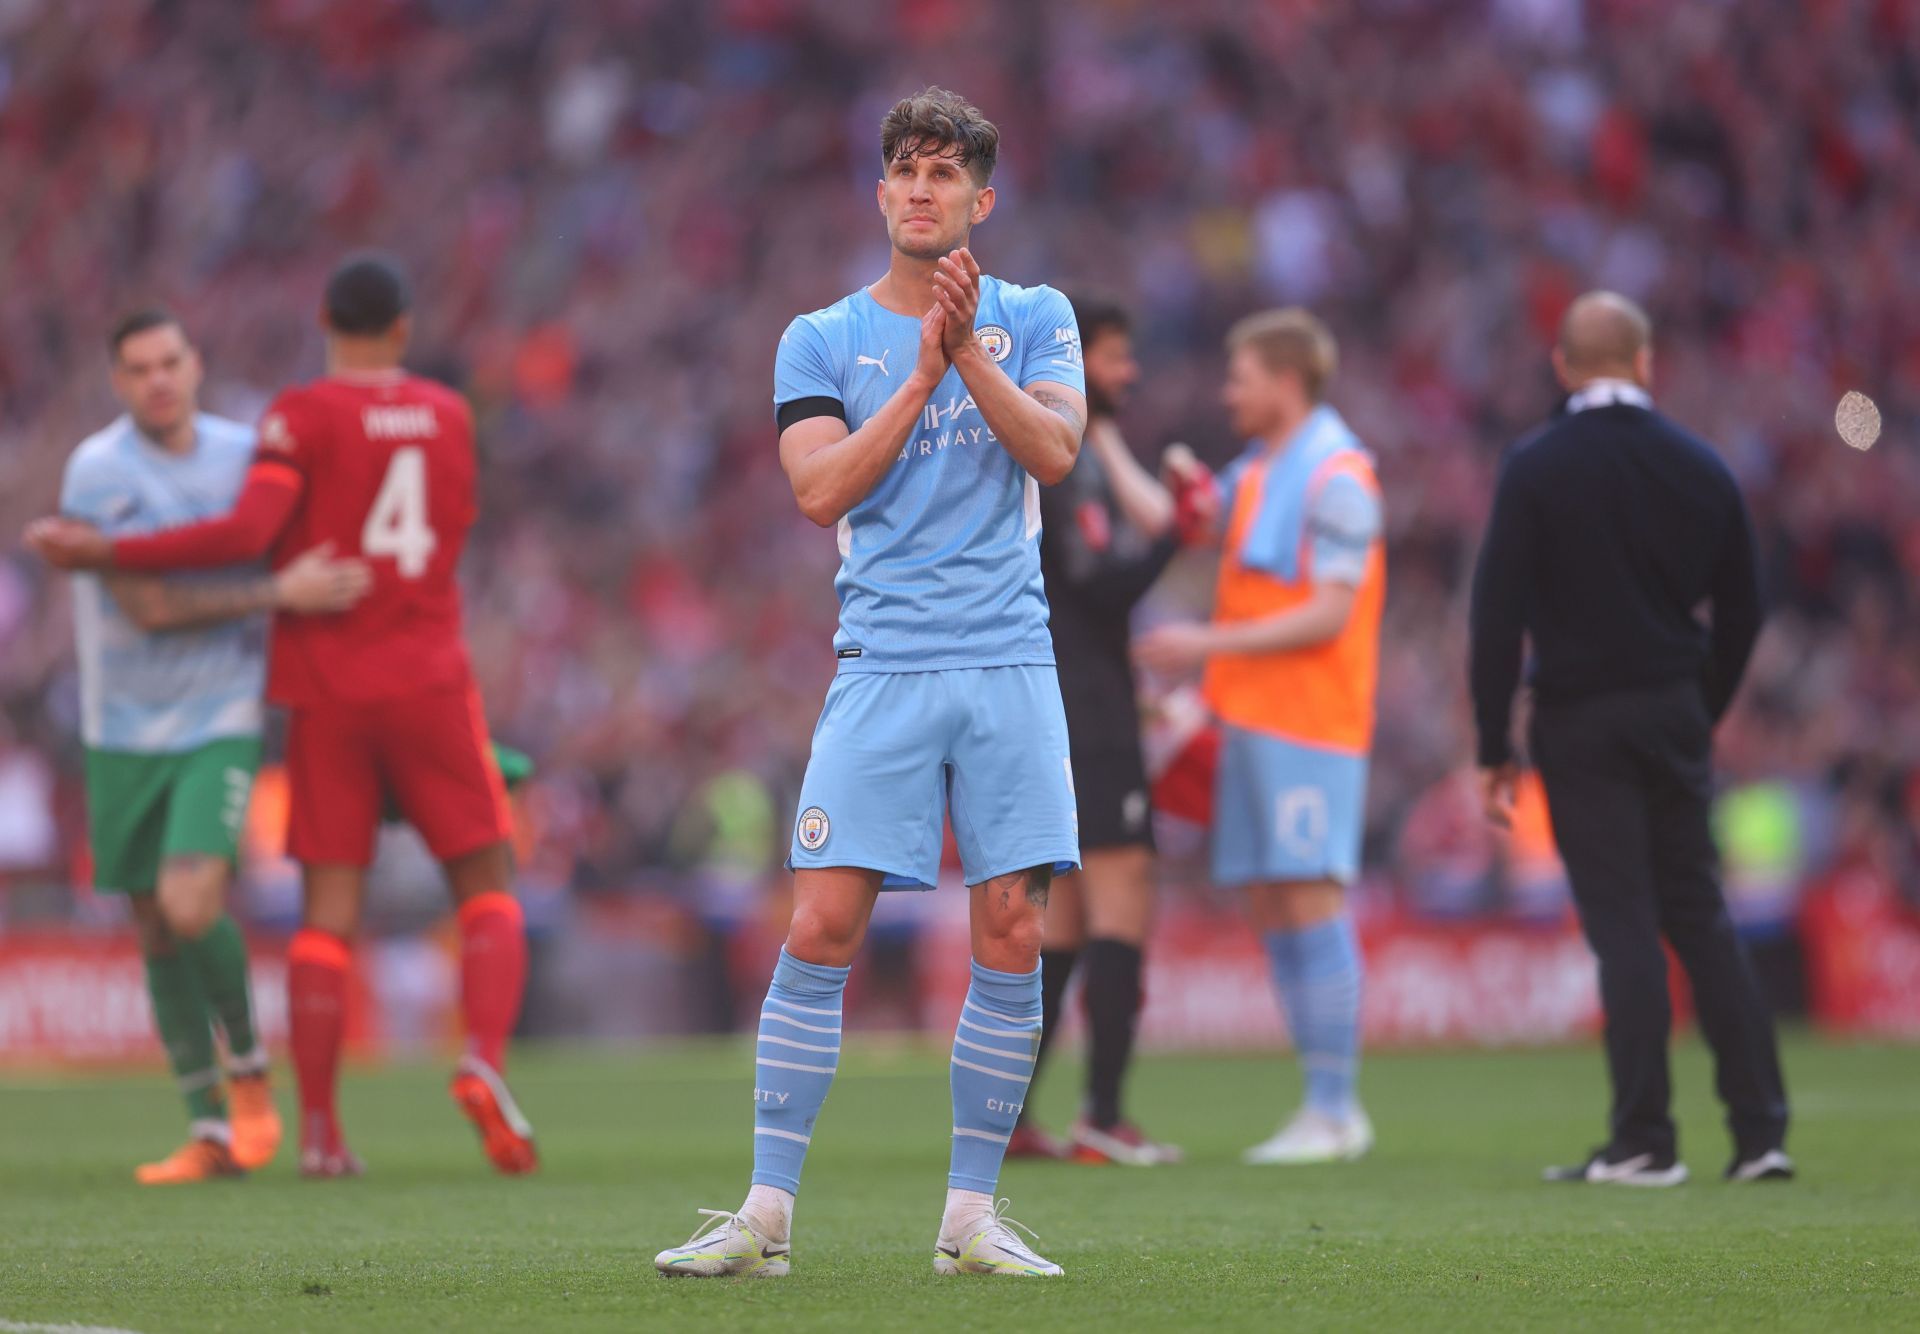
[
  {"x1": 796, "y1": 806, "x2": 831, "y2": 852},
  {"x1": 976, "y1": 325, "x2": 1013, "y2": 363}
]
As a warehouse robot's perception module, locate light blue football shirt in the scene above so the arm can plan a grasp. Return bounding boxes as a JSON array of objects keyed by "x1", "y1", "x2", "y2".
[
  {"x1": 1217, "y1": 459, "x2": 1382, "y2": 586},
  {"x1": 1219, "y1": 406, "x2": 1383, "y2": 586},
  {"x1": 774, "y1": 276, "x2": 1085, "y2": 672},
  {"x1": 59, "y1": 413, "x2": 267, "y2": 753}
]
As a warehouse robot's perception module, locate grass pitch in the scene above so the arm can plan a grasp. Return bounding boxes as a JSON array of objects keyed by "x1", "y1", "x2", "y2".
[{"x1": 0, "y1": 1034, "x2": 1915, "y2": 1332}]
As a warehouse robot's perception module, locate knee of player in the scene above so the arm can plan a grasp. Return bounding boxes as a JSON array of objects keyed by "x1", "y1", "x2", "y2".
[
  {"x1": 156, "y1": 856, "x2": 229, "y2": 939},
  {"x1": 444, "y1": 842, "x2": 513, "y2": 901},
  {"x1": 131, "y1": 904, "x2": 174, "y2": 957},
  {"x1": 786, "y1": 904, "x2": 863, "y2": 963},
  {"x1": 976, "y1": 894, "x2": 1047, "y2": 963},
  {"x1": 993, "y1": 915, "x2": 1045, "y2": 963},
  {"x1": 302, "y1": 900, "x2": 363, "y2": 940}
]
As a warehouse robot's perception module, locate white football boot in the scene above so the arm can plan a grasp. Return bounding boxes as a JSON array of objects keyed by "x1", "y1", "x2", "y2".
[
  {"x1": 1242, "y1": 1106, "x2": 1375, "y2": 1165},
  {"x1": 654, "y1": 1208, "x2": 790, "y2": 1278},
  {"x1": 1545, "y1": 1147, "x2": 1689, "y2": 1186},
  {"x1": 1725, "y1": 1148, "x2": 1794, "y2": 1183},
  {"x1": 933, "y1": 1198, "x2": 1063, "y2": 1277}
]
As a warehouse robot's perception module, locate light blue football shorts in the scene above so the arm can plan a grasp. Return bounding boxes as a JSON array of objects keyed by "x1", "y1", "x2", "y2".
[
  {"x1": 1212, "y1": 722, "x2": 1369, "y2": 888},
  {"x1": 788, "y1": 665, "x2": 1081, "y2": 890}
]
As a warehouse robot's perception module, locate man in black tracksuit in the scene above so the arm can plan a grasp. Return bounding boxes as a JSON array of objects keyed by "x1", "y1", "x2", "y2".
[
  {"x1": 1470, "y1": 291, "x2": 1792, "y2": 1186},
  {"x1": 1013, "y1": 293, "x2": 1182, "y2": 1165}
]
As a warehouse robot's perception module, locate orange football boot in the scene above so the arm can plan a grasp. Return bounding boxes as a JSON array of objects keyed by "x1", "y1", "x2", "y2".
[
  {"x1": 135, "y1": 1136, "x2": 244, "y2": 1185},
  {"x1": 449, "y1": 1055, "x2": 538, "y2": 1175},
  {"x1": 228, "y1": 1072, "x2": 283, "y2": 1170}
]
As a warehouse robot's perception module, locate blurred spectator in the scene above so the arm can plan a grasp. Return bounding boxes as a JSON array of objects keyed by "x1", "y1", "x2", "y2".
[
  {"x1": 1397, "y1": 769, "x2": 1496, "y2": 919},
  {"x1": 1, "y1": 0, "x2": 1914, "y2": 941},
  {"x1": 0, "y1": 716, "x2": 59, "y2": 886}
]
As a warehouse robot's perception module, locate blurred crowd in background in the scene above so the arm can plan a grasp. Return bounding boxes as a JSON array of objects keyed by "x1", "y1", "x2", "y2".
[{"x1": 2, "y1": 0, "x2": 1917, "y2": 997}]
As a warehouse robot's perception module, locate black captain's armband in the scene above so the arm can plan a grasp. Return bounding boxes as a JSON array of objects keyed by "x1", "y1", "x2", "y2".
[{"x1": 777, "y1": 397, "x2": 847, "y2": 432}]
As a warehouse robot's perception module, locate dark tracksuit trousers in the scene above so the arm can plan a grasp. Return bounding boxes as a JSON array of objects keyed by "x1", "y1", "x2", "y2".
[{"x1": 1531, "y1": 679, "x2": 1789, "y2": 1161}]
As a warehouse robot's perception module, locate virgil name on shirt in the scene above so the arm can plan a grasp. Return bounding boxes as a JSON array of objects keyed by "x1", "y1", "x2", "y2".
[{"x1": 775, "y1": 277, "x2": 1085, "y2": 673}]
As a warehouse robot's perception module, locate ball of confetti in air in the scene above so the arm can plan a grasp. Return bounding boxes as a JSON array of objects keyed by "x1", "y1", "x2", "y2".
[{"x1": 1835, "y1": 391, "x2": 1881, "y2": 451}]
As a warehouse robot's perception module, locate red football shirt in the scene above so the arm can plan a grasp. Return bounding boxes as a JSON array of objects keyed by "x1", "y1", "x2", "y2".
[{"x1": 252, "y1": 370, "x2": 477, "y2": 706}]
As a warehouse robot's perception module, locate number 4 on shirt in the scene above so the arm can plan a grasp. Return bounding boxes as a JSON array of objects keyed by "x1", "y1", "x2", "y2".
[{"x1": 362, "y1": 447, "x2": 437, "y2": 578}]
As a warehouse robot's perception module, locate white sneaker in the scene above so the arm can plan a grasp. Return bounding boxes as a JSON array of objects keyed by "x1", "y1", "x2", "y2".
[
  {"x1": 1242, "y1": 1107, "x2": 1375, "y2": 1165},
  {"x1": 1545, "y1": 1148, "x2": 1689, "y2": 1187},
  {"x1": 1725, "y1": 1148, "x2": 1794, "y2": 1183},
  {"x1": 654, "y1": 1208, "x2": 790, "y2": 1278},
  {"x1": 1070, "y1": 1119, "x2": 1184, "y2": 1166},
  {"x1": 933, "y1": 1198, "x2": 1063, "y2": 1277}
]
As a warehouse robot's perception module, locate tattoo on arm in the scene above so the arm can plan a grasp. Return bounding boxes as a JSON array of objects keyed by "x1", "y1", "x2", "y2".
[
  {"x1": 1032, "y1": 390, "x2": 1086, "y2": 435},
  {"x1": 108, "y1": 574, "x2": 277, "y2": 632}
]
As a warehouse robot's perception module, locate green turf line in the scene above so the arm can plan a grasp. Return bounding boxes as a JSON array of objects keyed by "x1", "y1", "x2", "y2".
[{"x1": 0, "y1": 1035, "x2": 1914, "y2": 1333}]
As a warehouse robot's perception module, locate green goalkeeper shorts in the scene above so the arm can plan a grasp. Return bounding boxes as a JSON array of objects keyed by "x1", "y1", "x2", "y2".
[{"x1": 83, "y1": 736, "x2": 261, "y2": 894}]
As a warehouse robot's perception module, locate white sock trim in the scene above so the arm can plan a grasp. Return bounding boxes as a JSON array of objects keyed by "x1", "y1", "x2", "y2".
[
  {"x1": 757, "y1": 1055, "x2": 837, "y2": 1075},
  {"x1": 226, "y1": 1046, "x2": 270, "y2": 1077},
  {"x1": 175, "y1": 1067, "x2": 220, "y2": 1093},
  {"x1": 952, "y1": 1126, "x2": 1011, "y2": 1144},
  {"x1": 189, "y1": 1117, "x2": 232, "y2": 1144},
  {"x1": 758, "y1": 1034, "x2": 839, "y2": 1055},
  {"x1": 961, "y1": 1003, "x2": 1042, "y2": 1038},
  {"x1": 764, "y1": 997, "x2": 842, "y2": 1018},
  {"x1": 950, "y1": 1054, "x2": 1031, "y2": 1083},
  {"x1": 953, "y1": 1034, "x2": 1035, "y2": 1064}
]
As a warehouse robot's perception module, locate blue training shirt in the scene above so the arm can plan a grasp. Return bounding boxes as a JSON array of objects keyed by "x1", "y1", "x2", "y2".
[
  {"x1": 774, "y1": 276, "x2": 1085, "y2": 672},
  {"x1": 59, "y1": 413, "x2": 267, "y2": 753}
]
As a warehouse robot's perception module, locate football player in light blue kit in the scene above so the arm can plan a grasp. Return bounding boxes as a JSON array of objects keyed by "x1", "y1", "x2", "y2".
[{"x1": 656, "y1": 88, "x2": 1087, "y2": 1280}]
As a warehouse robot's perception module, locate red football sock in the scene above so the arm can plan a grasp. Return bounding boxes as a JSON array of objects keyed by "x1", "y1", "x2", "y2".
[
  {"x1": 457, "y1": 892, "x2": 526, "y2": 1072},
  {"x1": 288, "y1": 928, "x2": 350, "y2": 1146}
]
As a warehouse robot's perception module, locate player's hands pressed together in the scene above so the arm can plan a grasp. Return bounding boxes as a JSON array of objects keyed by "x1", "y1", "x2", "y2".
[
  {"x1": 273, "y1": 542, "x2": 374, "y2": 614},
  {"x1": 928, "y1": 244, "x2": 1084, "y2": 483},
  {"x1": 1478, "y1": 762, "x2": 1520, "y2": 829},
  {"x1": 931, "y1": 248, "x2": 982, "y2": 359},
  {"x1": 1133, "y1": 621, "x2": 1217, "y2": 678},
  {"x1": 23, "y1": 516, "x2": 113, "y2": 570},
  {"x1": 913, "y1": 301, "x2": 950, "y2": 389}
]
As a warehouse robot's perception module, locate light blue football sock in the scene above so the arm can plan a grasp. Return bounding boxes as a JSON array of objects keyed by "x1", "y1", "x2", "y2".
[
  {"x1": 1262, "y1": 915, "x2": 1363, "y2": 1119},
  {"x1": 750, "y1": 948, "x2": 849, "y2": 1195},
  {"x1": 948, "y1": 959, "x2": 1043, "y2": 1193}
]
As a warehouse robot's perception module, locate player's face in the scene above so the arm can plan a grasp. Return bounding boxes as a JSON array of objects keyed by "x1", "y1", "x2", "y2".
[
  {"x1": 1083, "y1": 328, "x2": 1140, "y2": 416},
  {"x1": 111, "y1": 325, "x2": 202, "y2": 440},
  {"x1": 877, "y1": 146, "x2": 993, "y2": 260},
  {"x1": 1223, "y1": 346, "x2": 1292, "y2": 438}
]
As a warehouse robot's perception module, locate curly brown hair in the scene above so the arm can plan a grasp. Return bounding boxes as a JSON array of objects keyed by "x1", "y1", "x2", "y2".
[{"x1": 879, "y1": 87, "x2": 999, "y2": 187}]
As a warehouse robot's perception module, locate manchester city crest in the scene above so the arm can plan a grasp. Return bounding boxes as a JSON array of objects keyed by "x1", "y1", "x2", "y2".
[{"x1": 796, "y1": 806, "x2": 831, "y2": 852}]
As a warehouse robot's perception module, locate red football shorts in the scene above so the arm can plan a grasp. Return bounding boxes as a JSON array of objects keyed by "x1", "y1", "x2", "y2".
[{"x1": 285, "y1": 683, "x2": 511, "y2": 867}]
